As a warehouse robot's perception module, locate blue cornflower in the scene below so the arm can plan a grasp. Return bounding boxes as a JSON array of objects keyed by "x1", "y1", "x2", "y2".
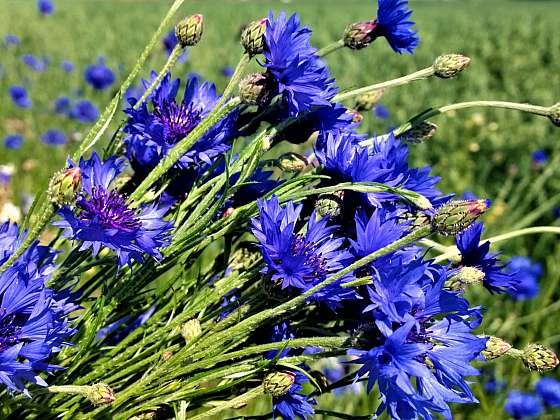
[
  {"x1": 272, "y1": 372, "x2": 316, "y2": 420},
  {"x1": 375, "y1": 0, "x2": 419, "y2": 54},
  {"x1": 4, "y1": 135, "x2": 23, "y2": 150},
  {"x1": 532, "y1": 149, "x2": 548, "y2": 166},
  {"x1": 53, "y1": 152, "x2": 173, "y2": 266},
  {"x1": 508, "y1": 256, "x2": 542, "y2": 301},
  {"x1": 504, "y1": 391, "x2": 543, "y2": 419},
  {"x1": 262, "y1": 12, "x2": 337, "y2": 116},
  {"x1": 69, "y1": 100, "x2": 99, "y2": 123},
  {"x1": 4, "y1": 34, "x2": 20, "y2": 48},
  {"x1": 61, "y1": 60, "x2": 74, "y2": 73},
  {"x1": 96, "y1": 306, "x2": 156, "y2": 345},
  {"x1": 84, "y1": 57, "x2": 115, "y2": 91},
  {"x1": 485, "y1": 377, "x2": 506, "y2": 394},
  {"x1": 535, "y1": 377, "x2": 560, "y2": 408},
  {"x1": 54, "y1": 96, "x2": 71, "y2": 115},
  {"x1": 22, "y1": 54, "x2": 48, "y2": 72},
  {"x1": 252, "y1": 196, "x2": 356, "y2": 310},
  {"x1": 456, "y1": 222, "x2": 520, "y2": 294},
  {"x1": 221, "y1": 66, "x2": 234, "y2": 77},
  {"x1": 123, "y1": 73, "x2": 236, "y2": 175},
  {"x1": 461, "y1": 191, "x2": 478, "y2": 200},
  {"x1": 37, "y1": 0, "x2": 54, "y2": 15},
  {"x1": 162, "y1": 31, "x2": 189, "y2": 63},
  {"x1": 266, "y1": 322, "x2": 295, "y2": 360},
  {"x1": 9, "y1": 86, "x2": 32, "y2": 108},
  {"x1": 0, "y1": 222, "x2": 76, "y2": 395},
  {"x1": 374, "y1": 104, "x2": 390, "y2": 119},
  {"x1": 41, "y1": 129, "x2": 67, "y2": 146},
  {"x1": 0, "y1": 167, "x2": 11, "y2": 185}
]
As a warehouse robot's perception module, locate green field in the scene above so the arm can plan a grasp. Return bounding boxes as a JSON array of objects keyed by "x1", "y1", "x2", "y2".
[{"x1": 1, "y1": 0, "x2": 560, "y2": 418}]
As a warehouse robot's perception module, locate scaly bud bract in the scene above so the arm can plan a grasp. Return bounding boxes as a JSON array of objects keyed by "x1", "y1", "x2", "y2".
[
  {"x1": 181, "y1": 319, "x2": 202, "y2": 343},
  {"x1": 276, "y1": 152, "x2": 309, "y2": 173},
  {"x1": 355, "y1": 89, "x2": 385, "y2": 111},
  {"x1": 175, "y1": 14, "x2": 204, "y2": 47},
  {"x1": 431, "y1": 199, "x2": 489, "y2": 235},
  {"x1": 239, "y1": 73, "x2": 273, "y2": 106},
  {"x1": 549, "y1": 102, "x2": 560, "y2": 127},
  {"x1": 522, "y1": 344, "x2": 559, "y2": 372},
  {"x1": 433, "y1": 54, "x2": 471, "y2": 79},
  {"x1": 48, "y1": 167, "x2": 82, "y2": 207},
  {"x1": 447, "y1": 266, "x2": 485, "y2": 291},
  {"x1": 263, "y1": 371, "x2": 296, "y2": 396},
  {"x1": 86, "y1": 383, "x2": 115, "y2": 405},
  {"x1": 398, "y1": 122, "x2": 438, "y2": 144},
  {"x1": 482, "y1": 336, "x2": 513, "y2": 360},
  {"x1": 343, "y1": 20, "x2": 378, "y2": 50},
  {"x1": 315, "y1": 191, "x2": 344, "y2": 218},
  {"x1": 241, "y1": 19, "x2": 267, "y2": 55}
]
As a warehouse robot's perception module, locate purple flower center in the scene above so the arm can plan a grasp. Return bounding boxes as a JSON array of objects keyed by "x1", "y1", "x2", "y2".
[
  {"x1": 78, "y1": 187, "x2": 141, "y2": 232},
  {"x1": 154, "y1": 101, "x2": 202, "y2": 145},
  {"x1": 0, "y1": 309, "x2": 23, "y2": 353},
  {"x1": 290, "y1": 234, "x2": 327, "y2": 279}
]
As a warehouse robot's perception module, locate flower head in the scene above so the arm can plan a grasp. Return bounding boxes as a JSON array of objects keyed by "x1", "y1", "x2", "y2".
[
  {"x1": 22, "y1": 54, "x2": 48, "y2": 72},
  {"x1": 37, "y1": 0, "x2": 54, "y2": 15},
  {"x1": 272, "y1": 371, "x2": 316, "y2": 420},
  {"x1": 504, "y1": 391, "x2": 543, "y2": 419},
  {"x1": 84, "y1": 57, "x2": 115, "y2": 91},
  {"x1": 61, "y1": 60, "x2": 74, "y2": 73},
  {"x1": 376, "y1": 0, "x2": 419, "y2": 54},
  {"x1": 9, "y1": 86, "x2": 32, "y2": 108},
  {"x1": 4, "y1": 135, "x2": 23, "y2": 150},
  {"x1": 54, "y1": 96, "x2": 71, "y2": 115},
  {"x1": 508, "y1": 256, "x2": 542, "y2": 301},
  {"x1": 535, "y1": 377, "x2": 560, "y2": 408},
  {"x1": 69, "y1": 100, "x2": 99, "y2": 124},
  {"x1": 4, "y1": 34, "x2": 20, "y2": 48},
  {"x1": 41, "y1": 129, "x2": 67, "y2": 146},
  {"x1": 53, "y1": 153, "x2": 173, "y2": 266}
]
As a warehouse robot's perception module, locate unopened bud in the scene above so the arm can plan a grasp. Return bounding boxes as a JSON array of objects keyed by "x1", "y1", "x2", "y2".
[
  {"x1": 343, "y1": 20, "x2": 378, "y2": 50},
  {"x1": 398, "y1": 122, "x2": 438, "y2": 144},
  {"x1": 263, "y1": 371, "x2": 296, "y2": 396},
  {"x1": 239, "y1": 73, "x2": 273, "y2": 106},
  {"x1": 315, "y1": 191, "x2": 344, "y2": 218},
  {"x1": 349, "y1": 109, "x2": 364, "y2": 124},
  {"x1": 522, "y1": 344, "x2": 559, "y2": 372},
  {"x1": 86, "y1": 383, "x2": 115, "y2": 405},
  {"x1": 181, "y1": 319, "x2": 202, "y2": 343},
  {"x1": 433, "y1": 54, "x2": 471, "y2": 79},
  {"x1": 48, "y1": 167, "x2": 82, "y2": 207},
  {"x1": 222, "y1": 207, "x2": 235, "y2": 218},
  {"x1": 431, "y1": 199, "x2": 489, "y2": 235},
  {"x1": 162, "y1": 351, "x2": 173, "y2": 361},
  {"x1": 355, "y1": 89, "x2": 385, "y2": 111},
  {"x1": 447, "y1": 267, "x2": 485, "y2": 291},
  {"x1": 175, "y1": 14, "x2": 204, "y2": 47},
  {"x1": 230, "y1": 244, "x2": 261, "y2": 271},
  {"x1": 482, "y1": 336, "x2": 512, "y2": 360},
  {"x1": 276, "y1": 152, "x2": 309, "y2": 172},
  {"x1": 241, "y1": 19, "x2": 267, "y2": 55},
  {"x1": 549, "y1": 103, "x2": 560, "y2": 127}
]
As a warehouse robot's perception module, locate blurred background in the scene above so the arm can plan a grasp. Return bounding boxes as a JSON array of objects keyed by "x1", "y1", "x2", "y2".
[{"x1": 0, "y1": 0, "x2": 559, "y2": 418}]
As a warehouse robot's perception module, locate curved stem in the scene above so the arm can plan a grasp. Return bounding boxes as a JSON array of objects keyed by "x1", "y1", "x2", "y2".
[
  {"x1": 317, "y1": 39, "x2": 345, "y2": 57},
  {"x1": 216, "y1": 52, "x2": 251, "y2": 109}
]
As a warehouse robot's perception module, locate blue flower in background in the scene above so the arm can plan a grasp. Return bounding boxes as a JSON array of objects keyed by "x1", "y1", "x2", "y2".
[
  {"x1": 374, "y1": 104, "x2": 390, "y2": 119},
  {"x1": 508, "y1": 256, "x2": 542, "y2": 301},
  {"x1": 504, "y1": 391, "x2": 543, "y2": 419},
  {"x1": 0, "y1": 167, "x2": 11, "y2": 185},
  {"x1": 4, "y1": 34, "x2": 20, "y2": 48},
  {"x1": 531, "y1": 149, "x2": 548, "y2": 166},
  {"x1": 41, "y1": 129, "x2": 67, "y2": 146},
  {"x1": 84, "y1": 57, "x2": 115, "y2": 91},
  {"x1": 96, "y1": 306, "x2": 156, "y2": 345},
  {"x1": 272, "y1": 372, "x2": 316, "y2": 420},
  {"x1": 22, "y1": 54, "x2": 48, "y2": 72},
  {"x1": 53, "y1": 153, "x2": 173, "y2": 266},
  {"x1": 375, "y1": 0, "x2": 419, "y2": 54},
  {"x1": 9, "y1": 86, "x2": 32, "y2": 108},
  {"x1": 61, "y1": 60, "x2": 74, "y2": 73},
  {"x1": 221, "y1": 66, "x2": 234, "y2": 77},
  {"x1": 4, "y1": 135, "x2": 23, "y2": 150},
  {"x1": 262, "y1": 12, "x2": 337, "y2": 116},
  {"x1": 162, "y1": 30, "x2": 189, "y2": 63},
  {"x1": 69, "y1": 99, "x2": 99, "y2": 123},
  {"x1": 535, "y1": 377, "x2": 560, "y2": 408},
  {"x1": 54, "y1": 95, "x2": 71, "y2": 115},
  {"x1": 37, "y1": 0, "x2": 54, "y2": 15},
  {"x1": 0, "y1": 222, "x2": 77, "y2": 395},
  {"x1": 461, "y1": 191, "x2": 478, "y2": 200}
]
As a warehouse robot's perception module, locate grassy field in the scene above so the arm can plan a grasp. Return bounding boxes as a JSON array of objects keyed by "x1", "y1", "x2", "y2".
[{"x1": 1, "y1": 0, "x2": 560, "y2": 418}]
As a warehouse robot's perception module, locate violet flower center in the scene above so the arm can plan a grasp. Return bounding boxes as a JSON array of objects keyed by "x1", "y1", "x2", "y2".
[
  {"x1": 78, "y1": 187, "x2": 141, "y2": 232},
  {"x1": 154, "y1": 101, "x2": 203, "y2": 145}
]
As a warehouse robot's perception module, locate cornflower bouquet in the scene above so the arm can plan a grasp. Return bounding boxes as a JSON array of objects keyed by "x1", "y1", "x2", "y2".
[{"x1": 1, "y1": 0, "x2": 560, "y2": 419}]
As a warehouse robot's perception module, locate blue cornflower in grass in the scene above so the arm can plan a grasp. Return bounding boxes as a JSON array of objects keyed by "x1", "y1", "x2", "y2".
[
  {"x1": 124, "y1": 73, "x2": 236, "y2": 174},
  {"x1": 60, "y1": 60, "x2": 74, "y2": 73},
  {"x1": 41, "y1": 129, "x2": 67, "y2": 146},
  {"x1": 69, "y1": 100, "x2": 99, "y2": 123},
  {"x1": 9, "y1": 86, "x2": 32, "y2": 108},
  {"x1": 535, "y1": 377, "x2": 560, "y2": 408},
  {"x1": 54, "y1": 96, "x2": 71, "y2": 115},
  {"x1": 262, "y1": 12, "x2": 337, "y2": 116},
  {"x1": 4, "y1": 34, "x2": 20, "y2": 48},
  {"x1": 53, "y1": 153, "x2": 173, "y2": 267},
  {"x1": 4, "y1": 135, "x2": 23, "y2": 150},
  {"x1": 96, "y1": 306, "x2": 156, "y2": 345},
  {"x1": 508, "y1": 256, "x2": 542, "y2": 301},
  {"x1": 252, "y1": 196, "x2": 356, "y2": 310},
  {"x1": 84, "y1": 57, "x2": 115, "y2": 91},
  {"x1": 221, "y1": 66, "x2": 234, "y2": 77},
  {"x1": 532, "y1": 149, "x2": 548, "y2": 166},
  {"x1": 22, "y1": 54, "x2": 48, "y2": 72},
  {"x1": 375, "y1": 0, "x2": 419, "y2": 54},
  {"x1": 504, "y1": 391, "x2": 543, "y2": 419},
  {"x1": 374, "y1": 103, "x2": 390, "y2": 120},
  {"x1": 272, "y1": 372, "x2": 316, "y2": 420},
  {"x1": 456, "y1": 222, "x2": 520, "y2": 294},
  {"x1": 37, "y1": 0, "x2": 54, "y2": 15},
  {"x1": 0, "y1": 222, "x2": 77, "y2": 395},
  {"x1": 162, "y1": 30, "x2": 188, "y2": 63}
]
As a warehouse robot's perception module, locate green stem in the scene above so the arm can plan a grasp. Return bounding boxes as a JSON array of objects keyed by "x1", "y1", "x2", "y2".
[
  {"x1": 188, "y1": 386, "x2": 264, "y2": 420},
  {"x1": 333, "y1": 66, "x2": 435, "y2": 103},
  {"x1": 317, "y1": 39, "x2": 345, "y2": 57},
  {"x1": 216, "y1": 52, "x2": 251, "y2": 108},
  {"x1": 46, "y1": 385, "x2": 91, "y2": 396}
]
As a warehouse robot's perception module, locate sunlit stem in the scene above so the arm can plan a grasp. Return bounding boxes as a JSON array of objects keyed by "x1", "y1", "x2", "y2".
[{"x1": 317, "y1": 39, "x2": 345, "y2": 57}]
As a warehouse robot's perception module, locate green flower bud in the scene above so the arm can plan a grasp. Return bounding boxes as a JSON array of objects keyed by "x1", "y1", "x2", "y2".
[
  {"x1": 86, "y1": 383, "x2": 115, "y2": 406},
  {"x1": 398, "y1": 122, "x2": 438, "y2": 144},
  {"x1": 522, "y1": 343, "x2": 559, "y2": 372},
  {"x1": 230, "y1": 244, "x2": 261, "y2": 271},
  {"x1": 276, "y1": 152, "x2": 309, "y2": 173},
  {"x1": 549, "y1": 103, "x2": 560, "y2": 127},
  {"x1": 315, "y1": 192, "x2": 344, "y2": 218},
  {"x1": 343, "y1": 21, "x2": 378, "y2": 50},
  {"x1": 241, "y1": 18, "x2": 267, "y2": 55},
  {"x1": 48, "y1": 167, "x2": 82, "y2": 207},
  {"x1": 433, "y1": 54, "x2": 471, "y2": 79},
  {"x1": 263, "y1": 371, "x2": 296, "y2": 396},
  {"x1": 239, "y1": 73, "x2": 273, "y2": 106},
  {"x1": 175, "y1": 14, "x2": 204, "y2": 47},
  {"x1": 447, "y1": 266, "x2": 485, "y2": 291},
  {"x1": 481, "y1": 336, "x2": 512, "y2": 360},
  {"x1": 431, "y1": 199, "x2": 489, "y2": 235},
  {"x1": 354, "y1": 89, "x2": 385, "y2": 111},
  {"x1": 181, "y1": 319, "x2": 202, "y2": 343}
]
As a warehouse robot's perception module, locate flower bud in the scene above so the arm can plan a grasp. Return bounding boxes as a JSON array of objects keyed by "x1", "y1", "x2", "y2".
[
  {"x1": 522, "y1": 344, "x2": 559, "y2": 372},
  {"x1": 549, "y1": 103, "x2": 560, "y2": 127},
  {"x1": 230, "y1": 243, "x2": 261, "y2": 271},
  {"x1": 239, "y1": 73, "x2": 273, "y2": 106},
  {"x1": 482, "y1": 336, "x2": 513, "y2": 360},
  {"x1": 86, "y1": 383, "x2": 115, "y2": 405},
  {"x1": 315, "y1": 192, "x2": 344, "y2": 218},
  {"x1": 263, "y1": 371, "x2": 296, "y2": 397},
  {"x1": 181, "y1": 319, "x2": 202, "y2": 343},
  {"x1": 276, "y1": 152, "x2": 309, "y2": 173},
  {"x1": 241, "y1": 18, "x2": 267, "y2": 55},
  {"x1": 431, "y1": 199, "x2": 489, "y2": 235},
  {"x1": 354, "y1": 89, "x2": 385, "y2": 111},
  {"x1": 48, "y1": 167, "x2": 82, "y2": 207},
  {"x1": 447, "y1": 266, "x2": 485, "y2": 291},
  {"x1": 433, "y1": 54, "x2": 471, "y2": 79},
  {"x1": 398, "y1": 122, "x2": 438, "y2": 144},
  {"x1": 175, "y1": 14, "x2": 204, "y2": 47},
  {"x1": 343, "y1": 20, "x2": 378, "y2": 50}
]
